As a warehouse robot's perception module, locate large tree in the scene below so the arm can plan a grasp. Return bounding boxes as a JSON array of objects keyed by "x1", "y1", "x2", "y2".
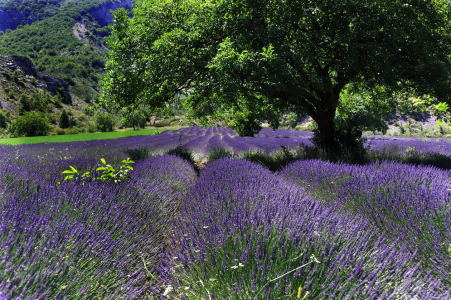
[{"x1": 101, "y1": 0, "x2": 451, "y2": 151}]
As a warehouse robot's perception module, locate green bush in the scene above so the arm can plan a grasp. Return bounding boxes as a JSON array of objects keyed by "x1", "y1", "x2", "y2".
[
  {"x1": 55, "y1": 128, "x2": 66, "y2": 135},
  {"x1": 95, "y1": 112, "x2": 115, "y2": 132},
  {"x1": 59, "y1": 110, "x2": 70, "y2": 128},
  {"x1": 280, "y1": 112, "x2": 298, "y2": 129},
  {"x1": 0, "y1": 111, "x2": 6, "y2": 129},
  {"x1": 121, "y1": 110, "x2": 147, "y2": 130},
  {"x1": 13, "y1": 112, "x2": 52, "y2": 137},
  {"x1": 207, "y1": 147, "x2": 234, "y2": 162},
  {"x1": 87, "y1": 125, "x2": 97, "y2": 133},
  {"x1": 153, "y1": 118, "x2": 175, "y2": 127},
  {"x1": 123, "y1": 146, "x2": 152, "y2": 161}
]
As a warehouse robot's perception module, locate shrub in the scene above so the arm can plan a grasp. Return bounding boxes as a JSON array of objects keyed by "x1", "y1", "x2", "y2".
[
  {"x1": 87, "y1": 124, "x2": 97, "y2": 133},
  {"x1": 95, "y1": 112, "x2": 115, "y2": 132},
  {"x1": 13, "y1": 112, "x2": 51, "y2": 137},
  {"x1": 55, "y1": 128, "x2": 66, "y2": 135},
  {"x1": 207, "y1": 147, "x2": 234, "y2": 162},
  {"x1": 0, "y1": 111, "x2": 6, "y2": 129},
  {"x1": 19, "y1": 93, "x2": 31, "y2": 114},
  {"x1": 153, "y1": 118, "x2": 175, "y2": 127},
  {"x1": 123, "y1": 146, "x2": 152, "y2": 161},
  {"x1": 59, "y1": 110, "x2": 70, "y2": 128},
  {"x1": 121, "y1": 110, "x2": 147, "y2": 130},
  {"x1": 281, "y1": 112, "x2": 298, "y2": 129}
]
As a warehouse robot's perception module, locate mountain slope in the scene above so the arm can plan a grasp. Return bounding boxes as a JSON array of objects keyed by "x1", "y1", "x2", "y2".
[{"x1": 0, "y1": 0, "x2": 131, "y2": 108}]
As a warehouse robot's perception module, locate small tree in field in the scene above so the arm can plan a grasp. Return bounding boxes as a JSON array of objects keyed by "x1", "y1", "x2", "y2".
[
  {"x1": 101, "y1": 0, "x2": 451, "y2": 159},
  {"x1": 0, "y1": 111, "x2": 6, "y2": 129},
  {"x1": 59, "y1": 110, "x2": 70, "y2": 129},
  {"x1": 121, "y1": 109, "x2": 147, "y2": 130},
  {"x1": 95, "y1": 112, "x2": 115, "y2": 132},
  {"x1": 14, "y1": 112, "x2": 51, "y2": 137}
]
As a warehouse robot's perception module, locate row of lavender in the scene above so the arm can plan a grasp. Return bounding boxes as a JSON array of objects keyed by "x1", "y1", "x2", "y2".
[
  {"x1": 163, "y1": 158, "x2": 451, "y2": 299},
  {"x1": 1, "y1": 127, "x2": 451, "y2": 298},
  {"x1": 279, "y1": 160, "x2": 451, "y2": 289},
  {"x1": 0, "y1": 144, "x2": 198, "y2": 299},
  {"x1": 4, "y1": 127, "x2": 451, "y2": 163},
  {"x1": 3, "y1": 150, "x2": 450, "y2": 299}
]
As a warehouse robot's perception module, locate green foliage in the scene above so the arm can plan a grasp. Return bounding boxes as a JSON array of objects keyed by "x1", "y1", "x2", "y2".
[
  {"x1": 120, "y1": 109, "x2": 146, "y2": 130},
  {"x1": 61, "y1": 157, "x2": 135, "y2": 185},
  {"x1": 242, "y1": 146, "x2": 300, "y2": 172},
  {"x1": 232, "y1": 111, "x2": 262, "y2": 137},
  {"x1": 87, "y1": 124, "x2": 97, "y2": 133},
  {"x1": 101, "y1": 0, "x2": 451, "y2": 159},
  {"x1": 19, "y1": 93, "x2": 30, "y2": 114},
  {"x1": 95, "y1": 112, "x2": 115, "y2": 132},
  {"x1": 13, "y1": 111, "x2": 51, "y2": 137},
  {"x1": 0, "y1": 6, "x2": 109, "y2": 101},
  {"x1": 283, "y1": 112, "x2": 299, "y2": 129},
  {"x1": 122, "y1": 146, "x2": 152, "y2": 161},
  {"x1": 95, "y1": 157, "x2": 135, "y2": 183},
  {"x1": 153, "y1": 118, "x2": 176, "y2": 127},
  {"x1": 59, "y1": 109, "x2": 70, "y2": 128},
  {"x1": 167, "y1": 145, "x2": 195, "y2": 165},
  {"x1": 55, "y1": 128, "x2": 66, "y2": 135},
  {"x1": 207, "y1": 146, "x2": 234, "y2": 162},
  {"x1": 0, "y1": 111, "x2": 7, "y2": 129},
  {"x1": 18, "y1": 90, "x2": 56, "y2": 114}
]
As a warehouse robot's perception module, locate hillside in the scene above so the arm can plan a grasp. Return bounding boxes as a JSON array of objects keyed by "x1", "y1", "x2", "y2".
[
  {"x1": 0, "y1": 54, "x2": 94, "y2": 131},
  {"x1": 0, "y1": 0, "x2": 132, "y2": 108}
]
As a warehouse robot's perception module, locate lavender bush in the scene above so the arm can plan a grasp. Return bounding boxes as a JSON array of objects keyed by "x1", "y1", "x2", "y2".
[
  {"x1": 280, "y1": 159, "x2": 451, "y2": 287},
  {"x1": 2, "y1": 127, "x2": 451, "y2": 299},
  {"x1": 162, "y1": 159, "x2": 450, "y2": 299},
  {"x1": 0, "y1": 150, "x2": 196, "y2": 299}
]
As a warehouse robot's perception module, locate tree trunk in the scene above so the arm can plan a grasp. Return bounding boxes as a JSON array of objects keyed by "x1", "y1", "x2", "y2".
[{"x1": 309, "y1": 92, "x2": 340, "y2": 157}]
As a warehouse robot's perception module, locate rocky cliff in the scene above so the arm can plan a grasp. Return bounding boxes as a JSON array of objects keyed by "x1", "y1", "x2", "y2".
[
  {"x1": 0, "y1": 55, "x2": 72, "y2": 103},
  {"x1": 88, "y1": 0, "x2": 133, "y2": 27},
  {"x1": 0, "y1": 8, "x2": 35, "y2": 32}
]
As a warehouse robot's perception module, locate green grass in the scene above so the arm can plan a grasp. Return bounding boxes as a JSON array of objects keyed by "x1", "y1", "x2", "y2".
[{"x1": 0, "y1": 128, "x2": 180, "y2": 145}]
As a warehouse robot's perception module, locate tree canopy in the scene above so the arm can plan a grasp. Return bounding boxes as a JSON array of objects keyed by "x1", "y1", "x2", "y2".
[{"x1": 101, "y1": 0, "x2": 451, "y2": 151}]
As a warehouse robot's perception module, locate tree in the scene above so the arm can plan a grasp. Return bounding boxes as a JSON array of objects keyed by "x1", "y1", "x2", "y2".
[
  {"x1": 19, "y1": 93, "x2": 31, "y2": 114},
  {"x1": 95, "y1": 112, "x2": 115, "y2": 132},
  {"x1": 13, "y1": 112, "x2": 51, "y2": 137},
  {"x1": 59, "y1": 110, "x2": 70, "y2": 128},
  {"x1": 121, "y1": 109, "x2": 147, "y2": 130},
  {"x1": 0, "y1": 111, "x2": 6, "y2": 129},
  {"x1": 101, "y1": 0, "x2": 451, "y2": 154}
]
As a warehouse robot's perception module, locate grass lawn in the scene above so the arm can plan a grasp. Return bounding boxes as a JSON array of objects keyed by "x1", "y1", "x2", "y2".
[{"x1": 0, "y1": 126, "x2": 182, "y2": 145}]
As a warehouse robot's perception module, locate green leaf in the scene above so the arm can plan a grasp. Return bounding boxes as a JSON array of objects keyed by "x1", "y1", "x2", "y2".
[
  {"x1": 62, "y1": 170, "x2": 74, "y2": 174},
  {"x1": 96, "y1": 167, "x2": 107, "y2": 171},
  {"x1": 64, "y1": 175, "x2": 74, "y2": 181},
  {"x1": 69, "y1": 165, "x2": 78, "y2": 174},
  {"x1": 101, "y1": 158, "x2": 106, "y2": 165}
]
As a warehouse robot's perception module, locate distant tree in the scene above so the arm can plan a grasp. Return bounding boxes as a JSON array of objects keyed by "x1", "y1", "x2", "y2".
[
  {"x1": 14, "y1": 112, "x2": 51, "y2": 137},
  {"x1": 102, "y1": 0, "x2": 451, "y2": 158},
  {"x1": 95, "y1": 112, "x2": 115, "y2": 132},
  {"x1": 0, "y1": 31, "x2": 4, "y2": 36},
  {"x1": 59, "y1": 110, "x2": 70, "y2": 128},
  {"x1": 0, "y1": 111, "x2": 7, "y2": 129},
  {"x1": 121, "y1": 109, "x2": 147, "y2": 130},
  {"x1": 19, "y1": 94, "x2": 31, "y2": 114},
  {"x1": 284, "y1": 112, "x2": 298, "y2": 129}
]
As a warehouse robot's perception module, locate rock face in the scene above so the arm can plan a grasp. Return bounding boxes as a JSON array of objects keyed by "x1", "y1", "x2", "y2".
[
  {"x1": 88, "y1": 0, "x2": 133, "y2": 27},
  {"x1": 0, "y1": 8, "x2": 35, "y2": 32},
  {"x1": 0, "y1": 55, "x2": 72, "y2": 103}
]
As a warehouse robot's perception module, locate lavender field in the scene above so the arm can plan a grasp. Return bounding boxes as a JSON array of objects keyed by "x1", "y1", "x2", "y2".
[{"x1": 1, "y1": 126, "x2": 451, "y2": 299}]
